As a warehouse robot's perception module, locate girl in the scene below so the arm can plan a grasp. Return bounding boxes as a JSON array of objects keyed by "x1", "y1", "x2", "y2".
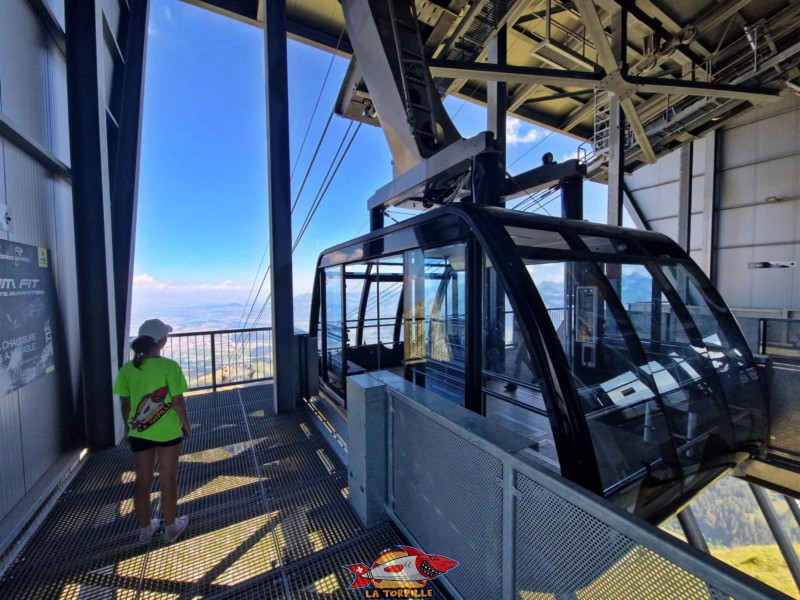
[{"x1": 114, "y1": 318, "x2": 191, "y2": 544}]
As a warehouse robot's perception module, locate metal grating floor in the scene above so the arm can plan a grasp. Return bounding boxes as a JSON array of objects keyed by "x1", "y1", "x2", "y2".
[{"x1": 0, "y1": 384, "x2": 414, "y2": 599}]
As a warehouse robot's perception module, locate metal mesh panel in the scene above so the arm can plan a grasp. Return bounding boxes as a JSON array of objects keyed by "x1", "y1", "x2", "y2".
[
  {"x1": 391, "y1": 397, "x2": 503, "y2": 598},
  {"x1": 0, "y1": 384, "x2": 377, "y2": 600},
  {"x1": 768, "y1": 366, "x2": 800, "y2": 455},
  {"x1": 515, "y1": 473, "x2": 730, "y2": 599}
]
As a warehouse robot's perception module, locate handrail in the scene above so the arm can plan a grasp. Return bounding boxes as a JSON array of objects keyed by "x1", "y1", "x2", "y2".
[{"x1": 160, "y1": 327, "x2": 274, "y2": 392}]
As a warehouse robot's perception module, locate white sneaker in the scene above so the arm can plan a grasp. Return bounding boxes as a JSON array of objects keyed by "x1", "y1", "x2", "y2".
[
  {"x1": 138, "y1": 518, "x2": 161, "y2": 544},
  {"x1": 162, "y1": 516, "x2": 188, "y2": 543}
]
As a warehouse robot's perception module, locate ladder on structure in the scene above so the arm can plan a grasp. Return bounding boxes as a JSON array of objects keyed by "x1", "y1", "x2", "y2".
[{"x1": 386, "y1": 0, "x2": 440, "y2": 146}]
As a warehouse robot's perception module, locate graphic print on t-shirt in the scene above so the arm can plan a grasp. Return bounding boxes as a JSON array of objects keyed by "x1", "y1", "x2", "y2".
[{"x1": 131, "y1": 386, "x2": 172, "y2": 432}]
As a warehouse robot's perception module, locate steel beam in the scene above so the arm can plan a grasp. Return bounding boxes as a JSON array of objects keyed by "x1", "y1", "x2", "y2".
[
  {"x1": 622, "y1": 183, "x2": 649, "y2": 230},
  {"x1": 701, "y1": 130, "x2": 717, "y2": 279},
  {"x1": 110, "y1": 0, "x2": 150, "y2": 367},
  {"x1": 573, "y1": 0, "x2": 657, "y2": 164},
  {"x1": 441, "y1": 0, "x2": 536, "y2": 96},
  {"x1": 0, "y1": 111, "x2": 71, "y2": 181},
  {"x1": 625, "y1": 75, "x2": 779, "y2": 102},
  {"x1": 486, "y1": 24, "x2": 507, "y2": 207},
  {"x1": 264, "y1": 0, "x2": 297, "y2": 412},
  {"x1": 65, "y1": 0, "x2": 119, "y2": 449},
  {"x1": 607, "y1": 8, "x2": 626, "y2": 226},
  {"x1": 677, "y1": 143, "x2": 693, "y2": 251},
  {"x1": 750, "y1": 484, "x2": 800, "y2": 590},
  {"x1": 429, "y1": 60, "x2": 604, "y2": 88},
  {"x1": 677, "y1": 507, "x2": 710, "y2": 553}
]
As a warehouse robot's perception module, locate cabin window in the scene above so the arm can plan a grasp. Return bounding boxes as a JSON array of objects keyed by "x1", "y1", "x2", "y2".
[
  {"x1": 481, "y1": 257, "x2": 559, "y2": 472},
  {"x1": 403, "y1": 243, "x2": 467, "y2": 405}
]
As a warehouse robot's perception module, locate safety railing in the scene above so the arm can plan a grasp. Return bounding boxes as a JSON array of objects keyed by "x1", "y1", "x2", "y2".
[
  {"x1": 758, "y1": 318, "x2": 800, "y2": 361},
  {"x1": 160, "y1": 327, "x2": 273, "y2": 391},
  {"x1": 383, "y1": 382, "x2": 778, "y2": 599},
  {"x1": 504, "y1": 308, "x2": 565, "y2": 344}
]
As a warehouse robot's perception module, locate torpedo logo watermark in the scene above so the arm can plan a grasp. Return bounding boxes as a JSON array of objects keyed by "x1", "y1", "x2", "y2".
[{"x1": 343, "y1": 545, "x2": 458, "y2": 597}]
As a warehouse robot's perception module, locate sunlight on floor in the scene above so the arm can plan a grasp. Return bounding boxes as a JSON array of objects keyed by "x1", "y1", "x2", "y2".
[
  {"x1": 178, "y1": 475, "x2": 261, "y2": 504},
  {"x1": 118, "y1": 511, "x2": 281, "y2": 586},
  {"x1": 180, "y1": 438, "x2": 268, "y2": 464}
]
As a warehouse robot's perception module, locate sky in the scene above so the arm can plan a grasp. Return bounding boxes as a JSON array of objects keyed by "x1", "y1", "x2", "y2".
[{"x1": 132, "y1": 0, "x2": 619, "y2": 328}]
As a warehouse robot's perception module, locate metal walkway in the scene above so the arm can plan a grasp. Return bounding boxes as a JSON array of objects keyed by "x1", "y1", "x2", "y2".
[{"x1": 0, "y1": 384, "x2": 409, "y2": 599}]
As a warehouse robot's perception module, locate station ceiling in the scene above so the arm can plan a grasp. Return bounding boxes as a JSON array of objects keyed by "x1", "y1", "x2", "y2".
[{"x1": 184, "y1": 0, "x2": 800, "y2": 173}]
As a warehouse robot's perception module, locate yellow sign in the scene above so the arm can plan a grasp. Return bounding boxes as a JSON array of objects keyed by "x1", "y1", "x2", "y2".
[{"x1": 38, "y1": 247, "x2": 48, "y2": 268}]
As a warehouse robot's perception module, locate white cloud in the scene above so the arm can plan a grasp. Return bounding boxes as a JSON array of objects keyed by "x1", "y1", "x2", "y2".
[
  {"x1": 506, "y1": 117, "x2": 542, "y2": 145},
  {"x1": 561, "y1": 150, "x2": 579, "y2": 162},
  {"x1": 133, "y1": 274, "x2": 248, "y2": 291},
  {"x1": 148, "y1": 25, "x2": 159, "y2": 36},
  {"x1": 134, "y1": 274, "x2": 168, "y2": 289},
  {"x1": 162, "y1": 5, "x2": 173, "y2": 21}
]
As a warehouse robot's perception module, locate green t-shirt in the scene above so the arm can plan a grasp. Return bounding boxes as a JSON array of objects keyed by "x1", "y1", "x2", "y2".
[{"x1": 113, "y1": 357, "x2": 189, "y2": 442}]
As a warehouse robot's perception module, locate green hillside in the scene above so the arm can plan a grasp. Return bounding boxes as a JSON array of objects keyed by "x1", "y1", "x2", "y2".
[
  {"x1": 713, "y1": 544, "x2": 800, "y2": 599},
  {"x1": 661, "y1": 476, "x2": 800, "y2": 598}
]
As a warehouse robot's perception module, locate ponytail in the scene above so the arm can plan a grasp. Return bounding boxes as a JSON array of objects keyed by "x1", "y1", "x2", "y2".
[{"x1": 131, "y1": 335, "x2": 157, "y2": 369}]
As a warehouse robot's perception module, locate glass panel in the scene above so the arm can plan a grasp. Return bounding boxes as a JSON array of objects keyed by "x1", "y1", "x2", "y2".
[
  {"x1": 324, "y1": 266, "x2": 345, "y2": 399},
  {"x1": 481, "y1": 260, "x2": 559, "y2": 471},
  {"x1": 613, "y1": 263, "x2": 739, "y2": 474},
  {"x1": 404, "y1": 244, "x2": 466, "y2": 405},
  {"x1": 525, "y1": 259, "x2": 672, "y2": 493},
  {"x1": 659, "y1": 265, "x2": 766, "y2": 445},
  {"x1": 505, "y1": 226, "x2": 570, "y2": 251}
]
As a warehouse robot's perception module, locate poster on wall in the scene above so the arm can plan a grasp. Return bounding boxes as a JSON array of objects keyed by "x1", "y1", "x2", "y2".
[{"x1": 0, "y1": 240, "x2": 57, "y2": 396}]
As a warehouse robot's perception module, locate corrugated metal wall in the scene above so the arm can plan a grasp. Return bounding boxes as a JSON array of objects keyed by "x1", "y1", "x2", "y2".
[
  {"x1": 716, "y1": 96, "x2": 800, "y2": 312},
  {"x1": 625, "y1": 95, "x2": 800, "y2": 315},
  {"x1": 0, "y1": 0, "x2": 80, "y2": 521}
]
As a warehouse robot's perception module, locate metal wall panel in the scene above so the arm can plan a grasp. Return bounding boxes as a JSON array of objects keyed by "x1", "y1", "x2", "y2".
[
  {"x1": 754, "y1": 154, "x2": 800, "y2": 202},
  {"x1": 52, "y1": 178, "x2": 81, "y2": 399},
  {"x1": 19, "y1": 374, "x2": 61, "y2": 490},
  {"x1": 690, "y1": 213, "x2": 703, "y2": 252},
  {"x1": 720, "y1": 122, "x2": 759, "y2": 170},
  {"x1": 718, "y1": 166, "x2": 756, "y2": 210},
  {"x1": 0, "y1": 0, "x2": 52, "y2": 151},
  {"x1": 649, "y1": 216, "x2": 678, "y2": 240},
  {"x1": 656, "y1": 181, "x2": 680, "y2": 220},
  {"x1": 715, "y1": 96, "x2": 800, "y2": 311},
  {"x1": 725, "y1": 95, "x2": 800, "y2": 130},
  {"x1": 692, "y1": 138, "x2": 706, "y2": 176},
  {"x1": 716, "y1": 247, "x2": 754, "y2": 307},
  {"x1": 752, "y1": 201, "x2": 798, "y2": 245},
  {"x1": 750, "y1": 246, "x2": 794, "y2": 310},
  {"x1": 0, "y1": 393, "x2": 24, "y2": 519},
  {"x1": 0, "y1": 139, "x2": 7, "y2": 208},
  {"x1": 3, "y1": 144, "x2": 54, "y2": 246},
  {"x1": 0, "y1": 0, "x2": 82, "y2": 525},
  {"x1": 49, "y1": 50, "x2": 71, "y2": 165},
  {"x1": 718, "y1": 205, "x2": 756, "y2": 249}
]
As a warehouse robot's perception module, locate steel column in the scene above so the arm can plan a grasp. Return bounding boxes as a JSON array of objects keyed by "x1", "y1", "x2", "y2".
[
  {"x1": 607, "y1": 8, "x2": 627, "y2": 226},
  {"x1": 561, "y1": 175, "x2": 583, "y2": 220},
  {"x1": 65, "y1": 0, "x2": 119, "y2": 450},
  {"x1": 750, "y1": 484, "x2": 800, "y2": 590},
  {"x1": 677, "y1": 507, "x2": 710, "y2": 553},
  {"x1": 488, "y1": 25, "x2": 508, "y2": 180},
  {"x1": 677, "y1": 143, "x2": 693, "y2": 251},
  {"x1": 701, "y1": 130, "x2": 718, "y2": 280},
  {"x1": 264, "y1": 0, "x2": 297, "y2": 412},
  {"x1": 110, "y1": 0, "x2": 150, "y2": 366}
]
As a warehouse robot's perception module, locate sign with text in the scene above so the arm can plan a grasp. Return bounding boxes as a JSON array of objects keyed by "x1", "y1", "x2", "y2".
[{"x1": 0, "y1": 240, "x2": 57, "y2": 396}]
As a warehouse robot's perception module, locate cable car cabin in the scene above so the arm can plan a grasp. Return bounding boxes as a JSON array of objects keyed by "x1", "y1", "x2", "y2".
[{"x1": 310, "y1": 204, "x2": 767, "y2": 523}]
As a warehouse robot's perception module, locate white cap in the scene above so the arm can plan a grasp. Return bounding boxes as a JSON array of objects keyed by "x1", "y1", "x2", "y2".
[{"x1": 134, "y1": 318, "x2": 173, "y2": 343}]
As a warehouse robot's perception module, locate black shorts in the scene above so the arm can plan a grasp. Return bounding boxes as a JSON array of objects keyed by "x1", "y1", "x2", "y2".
[{"x1": 128, "y1": 435, "x2": 183, "y2": 452}]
